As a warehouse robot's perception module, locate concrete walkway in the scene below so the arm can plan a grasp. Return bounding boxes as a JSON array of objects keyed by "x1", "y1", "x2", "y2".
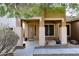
[
  {"x1": 14, "y1": 41, "x2": 79, "y2": 56},
  {"x1": 14, "y1": 41, "x2": 37, "y2": 56}
]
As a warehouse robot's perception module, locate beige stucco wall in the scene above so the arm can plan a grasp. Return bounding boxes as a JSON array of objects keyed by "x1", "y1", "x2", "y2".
[
  {"x1": 15, "y1": 18, "x2": 23, "y2": 47},
  {"x1": 44, "y1": 9, "x2": 65, "y2": 18},
  {"x1": 44, "y1": 8, "x2": 66, "y2": 28},
  {"x1": 13, "y1": 27, "x2": 23, "y2": 46}
]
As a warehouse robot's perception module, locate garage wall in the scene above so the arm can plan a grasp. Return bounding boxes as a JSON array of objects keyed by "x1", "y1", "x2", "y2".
[
  {"x1": 71, "y1": 21, "x2": 79, "y2": 41},
  {"x1": 0, "y1": 17, "x2": 16, "y2": 28}
]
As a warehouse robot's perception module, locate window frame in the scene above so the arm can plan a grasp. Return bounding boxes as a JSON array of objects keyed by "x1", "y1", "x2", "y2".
[{"x1": 45, "y1": 24, "x2": 55, "y2": 37}]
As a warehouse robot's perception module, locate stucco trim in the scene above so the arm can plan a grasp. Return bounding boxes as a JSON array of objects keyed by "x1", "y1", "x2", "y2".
[
  {"x1": 21, "y1": 17, "x2": 42, "y2": 20},
  {"x1": 45, "y1": 18, "x2": 64, "y2": 22}
]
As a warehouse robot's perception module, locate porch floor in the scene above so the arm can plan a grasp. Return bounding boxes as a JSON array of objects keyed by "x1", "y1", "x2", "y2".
[{"x1": 14, "y1": 41, "x2": 79, "y2": 56}]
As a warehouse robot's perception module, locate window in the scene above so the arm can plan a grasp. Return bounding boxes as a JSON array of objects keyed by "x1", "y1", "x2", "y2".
[
  {"x1": 35, "y1": 25, "x2": 36, "y2": 36},
  {"x1": 66, "y1": 25, "x2": 71, "y2": 36},
  {"x1": 45, "y1": 25, "x2": 54, "y2": 36}
]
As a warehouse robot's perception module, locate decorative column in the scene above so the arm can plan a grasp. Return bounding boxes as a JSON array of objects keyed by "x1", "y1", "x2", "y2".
[
  {"x1": 24, "y1": 22, "x2": 28, "y2": 39},
  {"x1": 13, "y1": 18, "x2": 23, "y2": 47},
  {"x1": 39, "y1": 17, "x2": 45, "y2": 46},
  {"x1": 59, "y1": 20, "x2": 67, "y2": 45}
]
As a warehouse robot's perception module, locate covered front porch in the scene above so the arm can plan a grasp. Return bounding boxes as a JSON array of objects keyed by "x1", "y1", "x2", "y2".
[{"x1": 21, "y1": 17, "x2": 67, "y2": 47}]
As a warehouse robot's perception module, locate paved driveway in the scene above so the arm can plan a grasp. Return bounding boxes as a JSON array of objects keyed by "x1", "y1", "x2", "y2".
[
  {"x1": 33, "y1": 48, "x2": 79, "y2": 56},
  {"x1": 14, "y1": 41, "x2": 79, "y2": 56}
]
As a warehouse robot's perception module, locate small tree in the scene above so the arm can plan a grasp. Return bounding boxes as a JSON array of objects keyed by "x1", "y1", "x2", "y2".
[{"x1": 0, "y1": 24, "x2": 19, "y2": 56}]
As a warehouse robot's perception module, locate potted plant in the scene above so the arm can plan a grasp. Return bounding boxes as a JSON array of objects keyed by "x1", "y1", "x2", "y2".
[{"x1": 56, "y1": 39, "x2": 61, "y2": 44}]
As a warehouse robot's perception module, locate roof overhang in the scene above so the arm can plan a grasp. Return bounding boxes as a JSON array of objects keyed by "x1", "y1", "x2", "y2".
[{"x1": 21, "y1": 17, "x2": 41, "y2": 21}]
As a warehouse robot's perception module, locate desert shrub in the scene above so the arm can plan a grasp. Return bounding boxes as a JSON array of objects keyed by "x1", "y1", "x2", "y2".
[{"x1": 0, "y1": 26, "x2": 19, "y2": 55}]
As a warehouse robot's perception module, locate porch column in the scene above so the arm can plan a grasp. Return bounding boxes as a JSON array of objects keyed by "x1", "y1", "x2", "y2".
[
  {"x1": 39, "y1": 17, "x2": 45, "y2": 46},
  {"x1": 13, "y1": 18, "x2": 23, "y2": 47},
  {"x1": 24, "y1": 23, "x2": 28, "y2": 38},
  {"x1": 59, "y1": 20, "x2": 67, "y2": 45}
]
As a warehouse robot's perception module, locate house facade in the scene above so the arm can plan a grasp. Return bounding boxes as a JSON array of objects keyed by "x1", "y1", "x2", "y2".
[
  {"x1": 20, "y1": 8, "x2": 68, "y2": 47},
  {"x1": 0, "y1": 8, "x2": 76, "y2": 47}
]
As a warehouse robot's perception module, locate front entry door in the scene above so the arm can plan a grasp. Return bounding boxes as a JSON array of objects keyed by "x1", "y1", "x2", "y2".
[{"x1": 28, "y1": 23, "x2": 35, "y2": 40}]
